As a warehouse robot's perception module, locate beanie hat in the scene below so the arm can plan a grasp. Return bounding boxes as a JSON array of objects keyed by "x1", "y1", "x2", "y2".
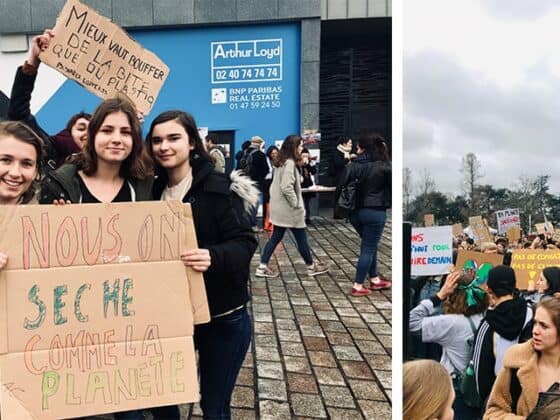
[
  {"x1": 487, "y1": 265, "x2": 516, "y2": 297},
  {"x1": 251, "y1": 136, "x2": 264, "y2": 146}
]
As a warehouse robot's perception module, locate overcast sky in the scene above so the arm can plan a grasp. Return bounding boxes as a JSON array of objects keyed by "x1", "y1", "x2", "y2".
[{"x1": 404, "y1": 0, "x2": 560, "y2": 197}]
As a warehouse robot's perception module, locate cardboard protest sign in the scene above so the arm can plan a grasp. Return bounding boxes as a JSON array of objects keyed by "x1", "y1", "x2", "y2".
[
  {"x1": 423, "y1": 214, "x2": 435, "y2": 227},
  {"x1": 411, "y1": 226, "x2": 453, "y2": 276},
  {"x1": 0, "y1": 202, "x2": 209, "y2": 419},
  {"x1": 506, "y1": 226, "x2": 522, "y2": 243},
  {"x1": 452, "y1": 223, "x2": 463, "y2": 237},
  {"x1": 39, "y1": 0, "x2": 169, "y2": 114},
  {"x1": 495, "y1": 208, "x2": 520, "y2": 235},
  {"x1": 510, "y1": 249, "x2": 560, "y2": 290},
  {"x1": 455, "y1": 250, "x2": 503, "y2": 287},
  {"x1": 535, "y1": 222, "x2": 554, "y2": 235},
  {"x1": 469, "y1": 216, "x2": 492, "y2": 244}
]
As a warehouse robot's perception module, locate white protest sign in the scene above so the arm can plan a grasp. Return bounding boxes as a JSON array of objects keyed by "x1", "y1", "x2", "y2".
[
  {"x1": 411, "y1": 226, "x2": 453, "y2": 276},
  {"x1": 496, "y1": 208, "x2": 521, "y2": 235}
]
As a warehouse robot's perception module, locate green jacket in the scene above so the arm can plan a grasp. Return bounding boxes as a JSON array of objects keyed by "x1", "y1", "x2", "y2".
[{"x1": 39, "y1": 163, "x2": 154, "y2": 204}]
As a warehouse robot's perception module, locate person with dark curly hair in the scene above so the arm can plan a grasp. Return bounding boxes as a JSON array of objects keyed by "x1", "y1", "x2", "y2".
[{"x1": 409, "y1": 271, "x2": 489, "y2": 419}]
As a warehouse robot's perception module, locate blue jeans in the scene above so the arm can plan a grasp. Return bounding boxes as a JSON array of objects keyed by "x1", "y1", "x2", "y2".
[
  {"x1": 260, "y1": 226, "x2": 313, "y2": 265},
  {"x1": 113, "y1": 410, "x2": 144, "y2": 420},
  {"x1": 195, "y1": 307, "x2": 252, "y2": 419},
  {"x1": 349, "y1": 208, "x2": 386, "y2": 284}
]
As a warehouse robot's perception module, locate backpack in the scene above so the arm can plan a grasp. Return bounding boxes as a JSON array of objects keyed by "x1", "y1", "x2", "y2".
[{"x1": 459, "y1": 316, "x2": 484, "y2": 408}]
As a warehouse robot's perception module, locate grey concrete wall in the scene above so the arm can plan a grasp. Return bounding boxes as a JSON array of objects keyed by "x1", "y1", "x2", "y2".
[{"x1": 0, "y1": 0, "x2": 326, "y2": 131}]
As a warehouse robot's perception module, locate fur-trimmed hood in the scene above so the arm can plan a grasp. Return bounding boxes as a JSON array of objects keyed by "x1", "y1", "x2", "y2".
[{"x1": 229, "y1": 169, "x2": 260, "y2": 213}]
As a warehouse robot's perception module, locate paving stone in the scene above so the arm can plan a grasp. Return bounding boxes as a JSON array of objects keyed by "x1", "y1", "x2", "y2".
[
  {"x1": 257, "y1": 361, "x2": 284, "y2": 380},
  {"x1": 325, "y1": 331, "x2": 354, "y2": 345},
  {"x1": 303, "y1": 337, "x2": 330, "y2": 351},
  {"x1": 252, "y1": 303, "x2": 272, "y2": 312},
  {"x1": 373, "y1": 370, "x2": 392, "y2": 388},
  {"x1": 316, "y1": 310, "x2": 340, "y2": 321},
  {"x1": 347, "y1": 328, "x2": 375, "y2": 341},
  {"x1": 236, "y1": 367, "x2": 254, "y2": 386},
  {"x1": 340, "y1": 361, "x2": 374, "y2": 379},
  {"x1": 287, "y1": 372, "x2": 319, "y2": 394},
  {"x1": 308, "y1": 350, "x2": 337, "y2": 367},
  {"x1": 348, "y1": 379, "x2": 386, "y2": 401},
  {"x1": 256, "y1": 345, "x2": 282, "y2": 361},
  {"x1": 366, "y1": 354, "x2": 392, "y2": 370},
  {"x1": 319, "y1": 320, "x2": 346, "y2": 332},
  {"x1": 335, "y1": 307, "x2": 360, "y2": 317},
  {"x1": 255, "y1": 334, "x2": 278, "y2": 347},
  {"x1": 377, "y1": 335, "x2": 392, "y2": 350},
  {"x1": 278, "y1": 329, "x2": 302, "y2": 342},
  {"x1": 230, "y1": 408, "x2": 257, "y2": 420},
  {"x1": 313, "y1": 367, "x2": 346, "y2": 386},
  {"x1": 326, "y1": 407, "x2": 364, "y2": 419},
  {"x1": 284, "y1": 356, "x2": 312, "y2": 374},
  {"x1": 276, "y1": 318, "x2": 298, "y2": 330},
  {"x1": 280, "y1": 341, "x2": 307, "y2": 357},
  {"x1": 295, "y1": 314, "x2": 320, "y2": 325},
  {"x1": 340, "y1": 316, "x2": 367, "y2": 328},
  {"x1": 300, "y1": 325, "x2": 326, "y2": 337},
  {"x1": 293, "y1": 305, "x2": 315, "y2": 314},
  {"x1": 254, "y1": 321, "x2": 275, "y2": 334},
  {"x1": 370, "y1": 323, "x2": 392, "y2": 335},
  {"x1": 355, "y1": 339, "x2": 387, "y2": 355},
  {"x1": 273, "y1": 308, "x2": 295, "y2": 319},
  {"x1": 258, "y1": 378, "x2": 288, "y2": 401},
  {"x1": 231, "y1": 386, "x2": 255, "y2": 408},
  {"x1": 333, "y1": 345, "x2": 363, "y2": 361},
  {"x1": 362, "y1": 313, "x2": 386, "y2": 323},
  {"x1": 358, "y1": 400, "x2": 391, "y2": 419},
  {"x1": 319, "y1": 385, "x2": 356, "y2": 408},
  {"x1": 290, "y1": 393, "x2": 327, "y2": 418},
  {"x1": 242, "y1": 351, "x2": 254, "y2": 368},
  {"x1": 259, "y1": 400, "x2": 291, "y2": 419}
]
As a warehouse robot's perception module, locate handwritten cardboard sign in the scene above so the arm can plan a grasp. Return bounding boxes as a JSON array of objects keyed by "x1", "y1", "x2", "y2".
[
  {"x1": 469, "y1": 216, "x2": 492, "y2": 244},
  {"x1": 506, "y1": 226, "x2": 522, "y2": 243},
  {"x1": 0, "y1": 202, "x2": 209, "y2": 419},
  {"x1": 455, "y1": 250, "x2": 503, "y2": 287},
  {"x1": 411, "y1": 226, "x2": 453, "y2": 276},
  {"x1": 510, "y1": 249, "x2": 560, "y2": 290},
  {"x1": 452, "y1": 223, "x2": 463, "y2": 237},
  {"x1": 423, "y1": 214, "x2": 435, "y2": 227},
  {"x1": 495, "y1": 208, "x2": 520, "y2": 235},
  {"x1": 39, "y1": 0, "x2": 169, "y2": 114},
  {"x1": 535, "y1": 222, "x2": 555, "y2": 235}
]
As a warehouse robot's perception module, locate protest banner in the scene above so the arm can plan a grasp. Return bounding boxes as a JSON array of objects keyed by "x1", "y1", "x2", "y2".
[
  {"x1": 0, "y1": 202, "x2": 209, "y2": 419},
  {"x1": 423, "y1": 214, "x2": 435, "y2": 227},
  {"x1": 39, "y1": 0, "x2": 169, "y2": 114},
  {"x1": 452, "y1": 223, "x2": 463, "y2": 237},
  {"x1": 495, "y1": 208, "x2": 520, "y2": 235},
  {"x1": 506, "y1": 226, "x2": 522, "y2": 243},
  {"x1": 455, "y1": 250, "x2": 503, "y2": 287},
  {"x1": 469, "y1": 216, "x2": 492, "y2": 244},
  {"x1": 535, "y1": 222, "x2": 555, "y2": 235},
  {"x1": 510, "y1": 249, "x2": 560, "y2": 290},
  {"x1": 411, "y1": 226, "x2": 453, "y2": 276}
]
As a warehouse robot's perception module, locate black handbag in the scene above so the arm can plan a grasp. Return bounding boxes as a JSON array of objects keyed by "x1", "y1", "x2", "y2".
[{"x1": 337, "y1": 178, "x2": 359, "y2": 210}]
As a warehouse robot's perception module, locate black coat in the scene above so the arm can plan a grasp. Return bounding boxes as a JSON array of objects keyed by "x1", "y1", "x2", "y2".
[
  {"x1": 153, "y1": 158, "x2": 257, "y2": 316},
  {"x1": 249, "y1": 149, "x2": 269, "y2": 190},
  {"x1": 336, "y1": 157, "x2": 391, "y2": 209}
]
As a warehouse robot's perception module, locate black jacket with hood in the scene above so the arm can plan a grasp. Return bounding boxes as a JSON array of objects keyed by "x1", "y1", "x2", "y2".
[
  {"x1": 153, "y1": 158, "x2": 258, "y2": 317},
  {"x1": 473, "y1": 297, "x2": 533, "y2": 405}
]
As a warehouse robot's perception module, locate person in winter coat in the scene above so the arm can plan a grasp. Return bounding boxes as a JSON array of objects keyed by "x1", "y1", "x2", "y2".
[
  {"x1": 263, "y1": 145, "x2": 279, "y2": 232},
  {"x1": 336, "y1": 134, "x2": 391, "y2": 296},
  {"x1": 484, "y1": 297, "x2": 560, "y2": 419},
  {"x1": 473, "y1": 265, "x2": 533, "y2": 412},
  {"x1": 145, "y1": 110, "x2": 258, "y2": 420},
  {"x1": 409, "y1": 271, "x2": 488, "y2": 419},
  {"x1": 205, "y1": 134, "x2": 226, "y2": 173},
  {"x1": 255, "y1": 135, "x2": 328, "y2": 278},
  {"x1": 246, "y1": 136, "x2": 269, "y2": 232},
  {"x1": 8, "y1": 29, "x2": 91, "y2": 170},
  {"x1": 525, "y1": 266, "x2": 560, "y2": 305},
  {"x1": 299, "y1": 147, "x2": 317, "y2": 225},
  {"x1": 332, "y1": 136, "x2": 356, "y2": 186}
]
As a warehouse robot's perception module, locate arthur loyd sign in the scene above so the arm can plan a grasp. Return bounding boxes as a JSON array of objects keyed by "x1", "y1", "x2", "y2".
[{"x1": 0, "y1": 202, "x2": 209, "y2": 419}]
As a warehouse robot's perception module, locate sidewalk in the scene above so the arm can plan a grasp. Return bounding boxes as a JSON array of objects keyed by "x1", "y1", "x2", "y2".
[{"x1": 183, "y1": 213, "x2": 393, "y2": 419}]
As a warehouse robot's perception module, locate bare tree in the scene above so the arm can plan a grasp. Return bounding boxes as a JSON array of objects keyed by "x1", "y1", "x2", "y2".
[
  {"x1": 417, "y1": 168, "x2": 436, "y2": 196},
  {"x1": 403, "y1": 167, "x2": 412, "y2": 218},
  {"x1": 461, "y1": 152, "x2": 483, "y2": 212}
]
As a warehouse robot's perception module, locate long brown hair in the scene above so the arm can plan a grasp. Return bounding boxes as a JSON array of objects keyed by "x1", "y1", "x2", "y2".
[
  {"x1": 443, "y1": 273, "x2": 489, "y2": 316},
  {"x1": 403, "y1": 359, "x2": 453, "y2": 420},
  {"x1": 0, "y1": 120, "x2": 45, "y2": 203},
  {"x1": 358, "y1": 134, "x2": 389, "y2": 161},
  {"x1": 275, "y1": 134, "x2": 301, "y2": 167},
  {"x1": 79, "y1": 95, "x2": 152, "y2": 179}
]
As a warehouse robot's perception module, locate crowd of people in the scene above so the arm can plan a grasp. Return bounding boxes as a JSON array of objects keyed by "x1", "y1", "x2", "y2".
[
  {"x1": 405, "y1": 221, "x2": 560, "y2": 419},
  {"x1": 1, "y1": 27, "x2": 392, "y2": 419}
]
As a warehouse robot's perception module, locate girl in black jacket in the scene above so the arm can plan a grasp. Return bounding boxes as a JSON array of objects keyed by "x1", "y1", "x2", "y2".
[
  {"x1": 337, "y1": 134, "x2": 391, "y2": 297},
  {"x1": 145, "y1": 110, "x2": 258, "y2": 420}
]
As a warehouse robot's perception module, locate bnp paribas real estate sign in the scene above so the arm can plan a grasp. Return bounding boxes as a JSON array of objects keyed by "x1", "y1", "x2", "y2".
[{"x1": 36, "y1": 22, "x2": 301, "y2": 150}]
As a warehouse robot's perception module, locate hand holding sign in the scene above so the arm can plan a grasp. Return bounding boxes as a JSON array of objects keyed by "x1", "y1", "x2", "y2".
[
  {"x1": 181, "y1": 249, "x2": 211, "y2": 272},
  {"x1": 29, "y1": 29, "x2": 55, "y2": 67},
  {"x1": 0, "y1": 252, "x2": 7, "y2": 270}
]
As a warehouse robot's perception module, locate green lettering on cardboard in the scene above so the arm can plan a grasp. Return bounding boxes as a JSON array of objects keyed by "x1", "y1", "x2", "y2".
[
  {"x1": 170, "y1": 351, "x2": 185, "y2": 393},
  {"x1": 103, "y1": 279, "x2": 120, "y2": 318},
  {"x1": 24, "y1": 284, "x2": 46, "y2": 330},
  {"x1": 42, "y1": 371, "x2": 60, "y2": 410},
  {"x1": 149, "y1": 355, "x2": 165, "y2": 395},
  {"x1": 75, "y1": 283, "x2": 91, "y2": 322},
  {"x1": 66, "y1": 373, "x2": 81, "y2": 405},
  {"x1": 122, "y1": 278, "x2": 134, "y2": 317},
  {"x1": 54, "y1": 285, "x2": 68, "y2": 325},
  {"x1": 85, "y1": 371, "x2": 113, "y2": 404}
]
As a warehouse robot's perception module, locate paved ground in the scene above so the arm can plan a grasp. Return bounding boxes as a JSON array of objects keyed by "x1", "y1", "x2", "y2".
[
  {"x1": 97, "y1": 213, "x2": 393, "y2": 419},
  {"x1": 183, "y1": 212, "x2": 393, "y2": 419}
]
